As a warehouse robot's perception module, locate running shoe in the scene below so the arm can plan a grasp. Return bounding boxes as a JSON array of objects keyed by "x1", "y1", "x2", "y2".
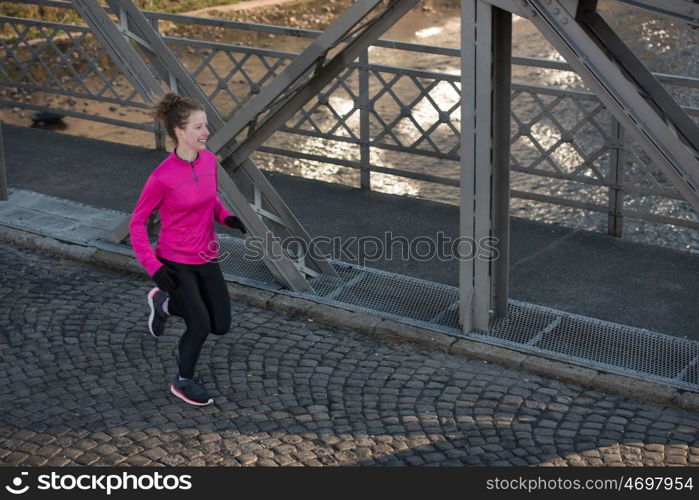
[
  {"x1": 170, "y1": 376, "x2": 214, "y2": 406},
  {"x1": 147, "y1": 287, "x2": 168, "y2": 338}
]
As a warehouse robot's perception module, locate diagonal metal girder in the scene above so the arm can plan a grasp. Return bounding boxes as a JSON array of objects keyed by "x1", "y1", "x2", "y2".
[
  {"x1": 102, "y1": 0, "x2": 222, "y2": 126},
  {"x1": 206, "y1": 0, "x2": 385, "y2": 155},
  {"x1": 70, "y1": 0, "x2": 163, "y2": 100},
  {"x1": 216, "y1": 0, "x2": 421, "y2": 169},
  {"x1": 613, "y1": 0, "x2": 699, "y2": 27},
  {"x1": 576, "y1": 2, "x2": 699, "y2": 156},
  {"x1": 488, "y1": 0, "x2": 699, "y2": 213},
  {"x1": 70, "y1": 0, "x2": 338, "y2": 291}
]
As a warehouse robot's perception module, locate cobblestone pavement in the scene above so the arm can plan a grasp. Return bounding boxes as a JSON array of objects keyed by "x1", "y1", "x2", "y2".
[{"x1": 1, "y1": 241, "x2": 698, "y2": 467}]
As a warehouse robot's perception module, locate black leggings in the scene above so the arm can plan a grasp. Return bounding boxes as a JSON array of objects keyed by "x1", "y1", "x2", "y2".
[{"x1": 158, "y1": 258, "x2": 231, "y2": 378}]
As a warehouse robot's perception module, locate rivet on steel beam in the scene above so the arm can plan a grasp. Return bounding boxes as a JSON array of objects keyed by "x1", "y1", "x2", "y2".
[{"x1": 553, "y1": 8, "x2": 560, "y2": 15}]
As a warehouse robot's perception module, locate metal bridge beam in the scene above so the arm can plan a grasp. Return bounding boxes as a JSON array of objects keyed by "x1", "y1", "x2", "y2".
[
  {"x1": 70, "y1": 0, "x2": 163, "y2": 100},
  {"x1": 485, "y1": 0, "x2": 699, "y2": 214},
  {"x1": 577, "y1": 2, "x2": 699, "y2": 155},
  {"x1": 491, "y1": 8, "x2": 512, "y2": 319},
  {"x1": 210, "y1": 0, "x2": 419, "y2": 167},
  {"x1": 460, "y1": 1, "x2": 513, "y2": 332},
  {"x1": 613, "y1": 0, "x2": 699, "y2": 27},
  {"x1": 528, "y1": 0, "x2": 699, "y2": 212},
  {"x1": 206, "y1": 0, "x2": 383, "y2": 155},
  {"x1": 103, "y1": 0, "x2": 223, "y2": 122}
]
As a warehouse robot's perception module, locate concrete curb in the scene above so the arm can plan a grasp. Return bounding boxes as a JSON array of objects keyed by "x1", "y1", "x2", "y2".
[{"x1": 1, "y1": 223, "x2": 697, "y2": 413}]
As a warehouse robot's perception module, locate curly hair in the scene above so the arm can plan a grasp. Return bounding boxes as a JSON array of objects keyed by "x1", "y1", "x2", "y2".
[{"x1": 153, "y1": 92, "x2": 204, "y2": 143}]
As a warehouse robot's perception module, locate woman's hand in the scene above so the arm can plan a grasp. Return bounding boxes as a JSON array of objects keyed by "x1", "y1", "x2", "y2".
[
  {"x1": 225, "y1": 215, "x2": 247, "y2": 234},
  {"x1": 153, "y1": 265, "x2": 178, "y2": 292}
]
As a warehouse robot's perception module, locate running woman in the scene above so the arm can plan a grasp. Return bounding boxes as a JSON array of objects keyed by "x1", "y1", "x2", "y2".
[{"x1": 130, "y1": 92, "x2": 247, "y2": 406}]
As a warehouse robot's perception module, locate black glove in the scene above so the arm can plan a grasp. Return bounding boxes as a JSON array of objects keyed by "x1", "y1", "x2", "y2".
[
  {"x1": 153, "y1": 265, "x2": 177, "y2": 292},
  {"x1": 225, "y1": 215, "x2": 247, "y2": 234}
]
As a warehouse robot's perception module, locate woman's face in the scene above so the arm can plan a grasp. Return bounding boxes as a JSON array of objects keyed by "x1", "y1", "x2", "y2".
[{"x1": 175, "y1": 109, "x2": 210, "y2": 151}]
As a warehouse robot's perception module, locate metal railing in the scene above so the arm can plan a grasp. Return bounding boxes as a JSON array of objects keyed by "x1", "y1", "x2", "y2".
[{"x1": 2, "y1": 0, "x2": 698, "y2": 238}]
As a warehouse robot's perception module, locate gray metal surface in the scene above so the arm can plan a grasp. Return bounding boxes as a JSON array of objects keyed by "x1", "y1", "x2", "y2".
[
  {"x1": 69, "y1": 0, "x2": 163, "y2": 104},
  {"x1": 580, "y1": 5, "x2": 699, "y2": 165},
  {"x1": 460, "y1": 0, "x2": 495, "y2": 331},
  {"x1": 0, "y1": 189, "x2": 124, "y2": 244},
  {"x1": 1, "y1": 188, "x2": 697, "y2": 392},
  {"x1": 471, "y1": 301, "x2": 699, "y2": 392},
  {"x1": 491, "y1": 8, "x2": 512, "y2": 315},
  {"x1": 607, "y1": 118, "x2": 625, "y2": 236}
]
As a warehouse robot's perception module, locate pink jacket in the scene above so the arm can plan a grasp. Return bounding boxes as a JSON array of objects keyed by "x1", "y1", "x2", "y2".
[{"x1": 129, "y1": 149, "x2": 233, "y2": 276}]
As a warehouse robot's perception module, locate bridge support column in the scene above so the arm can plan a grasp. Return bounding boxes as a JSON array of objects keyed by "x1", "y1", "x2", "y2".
[{"x1": 460, "y1": 1, "x2": 512, "y2": 332}]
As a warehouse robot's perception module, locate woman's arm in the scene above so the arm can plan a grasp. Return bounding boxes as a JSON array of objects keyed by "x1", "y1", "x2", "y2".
[
  {"x1": 213, "y1": 162, "x2": 233, "y2": 224},
  {"x1": 129, "y1": 174, "x2": 166, "y2": 276},
  {"x1": 213, "y1": 195, "x2": 233, "y2": 224}
]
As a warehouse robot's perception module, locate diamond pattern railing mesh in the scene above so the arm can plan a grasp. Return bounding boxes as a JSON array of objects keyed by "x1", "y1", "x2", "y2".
[
  {"x1": 369, "y1": 69, "x2": 461, "y2": 158},
  {"x1": 510, "y1": 89, "x2": 611, "y2": 184},
  {"x1": 288, "y1": 66, "x2": 362, "y2": 141},
  {"x1": 0, "y1": 16, "x2": 151, "y2": 130},
  {"x1": 1, "y1": 6, "x2": 698, "y2": 239},
  {"x1": 167, "y1": 39, "x2": 293, "y2": 122}
]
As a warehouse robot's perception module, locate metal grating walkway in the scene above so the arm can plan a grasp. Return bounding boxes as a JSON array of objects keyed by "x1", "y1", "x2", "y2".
[{"x1": 1, "y1": 189, "x2": 697, "y2": 392}]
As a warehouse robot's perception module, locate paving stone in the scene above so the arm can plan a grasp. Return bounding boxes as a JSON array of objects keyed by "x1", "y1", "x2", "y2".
[{"x1": 644, "y1": 443, "x2": 665, "y2": 452}]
